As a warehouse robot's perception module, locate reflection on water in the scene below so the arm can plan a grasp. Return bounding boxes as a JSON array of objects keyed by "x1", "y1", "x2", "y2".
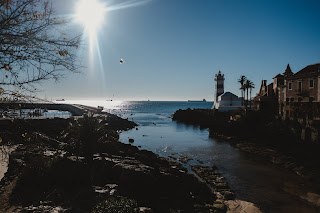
[{"x1": 66, "y1": 100, "x2": 319, "y2": 213}]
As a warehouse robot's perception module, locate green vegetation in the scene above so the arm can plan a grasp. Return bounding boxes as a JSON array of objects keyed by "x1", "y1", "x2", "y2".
[{"x1": 92, "y1": 196, "x2": 138, "y2": 213}]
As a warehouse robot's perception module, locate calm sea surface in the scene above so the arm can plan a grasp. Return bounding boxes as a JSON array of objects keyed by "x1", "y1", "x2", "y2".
[{"x1": 64, "y1": 100, "x2": 319, "y2": 213}]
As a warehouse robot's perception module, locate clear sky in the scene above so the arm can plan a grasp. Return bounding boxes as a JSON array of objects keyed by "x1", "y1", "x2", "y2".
[{"x1": 41, "y1": 0, "x2": 320, "y2": 101}]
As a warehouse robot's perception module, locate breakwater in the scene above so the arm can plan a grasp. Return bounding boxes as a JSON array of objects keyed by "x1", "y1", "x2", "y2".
[{"x1": 0, "y1": 103, "x2": 103, "y2": 116}]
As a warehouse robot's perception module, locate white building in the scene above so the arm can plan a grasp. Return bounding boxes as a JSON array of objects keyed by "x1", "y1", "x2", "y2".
[{"x1": 212, "y1": 71, "x2": 242, "y2": 111}]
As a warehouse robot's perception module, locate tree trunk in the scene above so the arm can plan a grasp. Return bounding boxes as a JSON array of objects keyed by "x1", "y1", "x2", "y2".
[
  {"x1": 250, "y1": 89, "x2": 252, "y2": 108},
  {"x1": 241, "y1": 86, "x2": 244, "y2": 106},
  {"x1": 246, "y1": 88, "x2": 249, "y2": 108},
  {"x1": 242, "y1": 89, "x2": 244, "y2": 106}
]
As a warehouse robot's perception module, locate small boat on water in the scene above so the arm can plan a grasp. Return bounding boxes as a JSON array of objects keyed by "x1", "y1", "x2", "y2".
[
  {"x1": 188, "y1": 99, "x2": 207, "y2": 102},
  {"x1": 56, "y1": 99, "x2": 65, "y2": 101}
]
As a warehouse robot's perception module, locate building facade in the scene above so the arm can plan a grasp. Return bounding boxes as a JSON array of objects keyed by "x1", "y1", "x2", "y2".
[
  {"x1": 255, "y1": 63, "x2": 320, "y2": 142},
  {"x1": 273, "y1": 64, "x2": 320, "y2": 119}
]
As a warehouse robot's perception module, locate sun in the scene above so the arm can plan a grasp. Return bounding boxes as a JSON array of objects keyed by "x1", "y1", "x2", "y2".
[{"x1": 75, "y1": 0, "x2": 106, "y2": 35}]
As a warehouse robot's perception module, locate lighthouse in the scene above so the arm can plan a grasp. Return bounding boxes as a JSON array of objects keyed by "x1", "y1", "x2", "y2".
[
  {"x1": 214, "y1": 71, "x2": 224, "y2": 102},
  {"x1": 213, "y1": 71, "x2": 242, "y2": 111}
]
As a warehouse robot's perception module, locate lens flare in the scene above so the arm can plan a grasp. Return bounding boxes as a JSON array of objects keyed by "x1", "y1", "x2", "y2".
[
  {"x1": 73, "y1": 0, "x2": 151, "y2": 94},
  {"x1": 75, "y1": 0, "x2": 106, "y2": 37}
]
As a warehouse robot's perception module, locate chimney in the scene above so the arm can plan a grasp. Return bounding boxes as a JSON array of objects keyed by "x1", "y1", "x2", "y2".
[{"x1": 261, "y1": 80, "x2": 267, "y2": 86}]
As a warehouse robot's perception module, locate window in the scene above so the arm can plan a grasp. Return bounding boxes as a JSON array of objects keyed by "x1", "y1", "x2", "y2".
[
  {"x1": 288, "y1": 82, "x2": 292, "y2": 90},
  {"x1": 309, "y1": 97, "x2": 314, "y2": 102},
  {"x1": 286, "y1": 98, "x2": 289, "y2": 103},
  {"x1": 290, "y1": 97, "x2": 294, "y2": 102},
  {"x1": 310, "y1": 79, "x2": 314, "y2": 88},
  {"x1": 298, "y1": 81, "x2": 302, "y2": 92},
  {"x1": 298, "y1": 97, "x2": 302, "y2": 102}
]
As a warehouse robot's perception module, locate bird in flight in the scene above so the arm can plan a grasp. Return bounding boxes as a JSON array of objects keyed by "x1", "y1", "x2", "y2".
[{"x1": 120, "y1": 59, "x2": 125, "y2": 64}]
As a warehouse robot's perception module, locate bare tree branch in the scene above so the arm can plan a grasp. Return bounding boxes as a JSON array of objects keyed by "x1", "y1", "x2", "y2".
[{"x1": 0, "y1": 0, "x2": 82, "y2": 101}]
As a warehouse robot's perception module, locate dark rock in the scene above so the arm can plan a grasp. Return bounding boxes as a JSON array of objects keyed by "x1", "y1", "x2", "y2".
[
  {"x1": 0, "y1": 116, "x2": 216, "y2": 213},
  {"x1": 138, "y1": 207, "x2": 153, "y2": 212}
]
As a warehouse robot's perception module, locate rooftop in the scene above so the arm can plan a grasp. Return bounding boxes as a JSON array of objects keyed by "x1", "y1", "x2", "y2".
[{"x1": 294, "y1": 63, "x2": 320, "y2": 77}]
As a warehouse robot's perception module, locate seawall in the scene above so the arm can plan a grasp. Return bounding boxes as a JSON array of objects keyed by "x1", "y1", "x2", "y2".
[{"x1": 0, "y1": 103, "x2": 103, "y2": 116}]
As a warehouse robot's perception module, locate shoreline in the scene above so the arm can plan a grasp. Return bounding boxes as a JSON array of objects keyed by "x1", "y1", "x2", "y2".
[
  {"x1": 173, "y1": 108, "x2": 320, "y2": 208},
  {"x1": 0, "y1": 109, "x2": 246, "y2": 212}
]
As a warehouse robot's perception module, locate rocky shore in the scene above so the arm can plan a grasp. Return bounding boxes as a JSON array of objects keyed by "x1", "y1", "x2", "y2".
[
  {"x1": 173, "y1": 108, "x2": 320, "y2": 208},
  {"x1": 0, "y1": 112, "x2": 230, "y2": 213}
]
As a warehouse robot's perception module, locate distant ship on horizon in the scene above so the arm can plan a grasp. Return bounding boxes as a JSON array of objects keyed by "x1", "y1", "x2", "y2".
[
  {"x1": 56, "y1": 99, "x2": 65, "y2": 101},
  {"x1": 187, "y1": 99, "x2": 206, "y2": 102}
]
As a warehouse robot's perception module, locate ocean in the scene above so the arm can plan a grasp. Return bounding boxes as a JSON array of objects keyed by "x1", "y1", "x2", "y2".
[{"x1": 64, "y1": 100, "x2": 215, "y2": 154}]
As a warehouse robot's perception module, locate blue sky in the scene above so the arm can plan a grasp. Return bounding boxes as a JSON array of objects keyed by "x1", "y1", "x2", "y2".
[{"x1": 42, "y1": 0, "x2": 320, "y2": 101}]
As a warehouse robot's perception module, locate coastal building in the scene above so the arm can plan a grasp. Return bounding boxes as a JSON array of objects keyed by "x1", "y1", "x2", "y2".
[
  {"x1": 255, "y1": 63, "x2": 320, "y2": 142},
  {"x1": 253, "y1": 79, "x2": 277, "y2": 113},
  {"x1": 214, "y1": 71, "x2": 224, "y2": 102},
  {"x1": 213, "y1": 71, "x2": 242, "y2": 111},
  {"x1": 213, "y1": 92, "x2": 242, "y2": 111}
]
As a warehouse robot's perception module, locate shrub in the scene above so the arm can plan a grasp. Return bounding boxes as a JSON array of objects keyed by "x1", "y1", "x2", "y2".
[{"x1": 92, "y1": 196, "x2": 138, "y2": 213}]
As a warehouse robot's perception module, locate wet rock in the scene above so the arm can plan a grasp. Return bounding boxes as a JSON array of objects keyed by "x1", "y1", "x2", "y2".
[
  {"x1": 215, "y1": 182, "x2": 228, "y2": 189},
  {"x1": 94, "y1": 184, "x2": 119, "y2": 196},
  {"x1": 197, "y1": 160, "x2": 204, "y2": 164},
  {"x1": 168, "y1": 156, "x2": 177, "y2": 160},
  {"x1": 23, "y1": 205, "x2": 68, "y2": 213},
  {"x1": 301, "y1": 192, "x2": 320, "y2": 206},
  {"x1": 220, "y1": 190, "x2": 235, "y2": 200},
  {"x1": 212, "y1": 203, "x2": 225, "y2": 211},
  {"x1": 109, "y1": 189, "x2": 118, "y2": 196},
  {"x1": 94, "y1": 187, "x2": 109, "y2": 195},
  {"x1": 225, "y1": 200, "x2": 262, "y2": 213},
  {"x1": 191, "y1": 164, "x2": 234, "y2": 204},
  {"x1": 178, "y1": 155, "x2": 192, "y2": 164},
  {"x1": 138, "y1": 207, "x2": 153, "y2": 212}
]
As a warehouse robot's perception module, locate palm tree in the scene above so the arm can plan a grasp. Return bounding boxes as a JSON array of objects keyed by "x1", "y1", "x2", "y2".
[
  {"x1": 244, "y1": 80, "x2": 255, "y2": 108},
  {"x1": 249, "y1": 81, "x2": 255, "y2": 108},
  {"x1": 238, "y1": 76, "x2": 246, "y2": 106}
]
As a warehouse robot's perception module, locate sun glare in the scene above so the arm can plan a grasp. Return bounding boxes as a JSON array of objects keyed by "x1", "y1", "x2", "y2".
[{"x1": 75, "y1": 0, "x2": 106, "y2": 35}]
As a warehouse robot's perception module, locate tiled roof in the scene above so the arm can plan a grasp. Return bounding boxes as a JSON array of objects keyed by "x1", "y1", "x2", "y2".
[
  {"x1": 274, "y1": 73, "x2": 283, "y2": 78},
  {"x1": 294, "y1": 63, "x2": 320, "y2": 77},
  {"x1": 219, "y1": 92, "x2": 238, "y2": 98}
]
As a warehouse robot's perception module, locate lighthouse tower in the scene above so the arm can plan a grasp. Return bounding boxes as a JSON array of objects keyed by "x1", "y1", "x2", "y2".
[{"x1": 215, "y1": 71, "x2": 225, "y2": 102}]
